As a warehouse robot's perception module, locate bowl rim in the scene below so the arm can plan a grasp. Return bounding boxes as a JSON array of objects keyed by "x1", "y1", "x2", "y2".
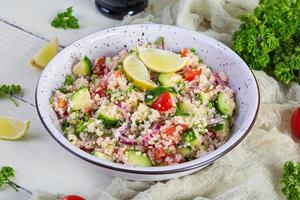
[{"x1": 36, "y1": 24, "x2": 260, "y2": 175}]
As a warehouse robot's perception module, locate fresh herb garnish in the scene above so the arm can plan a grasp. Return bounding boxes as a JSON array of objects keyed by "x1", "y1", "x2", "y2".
[
  {"x1": 64, "y1": 74, "x2": 74, "y2": 86},
  {"x1": 51, "y1": 7, "x2": 79, "y2": 29},
  {"x1": 282, "y1": 161, "x2": 300, "y2": 200},
  {"x1": 0, "y1": 166, "x2": 17, "y2": 191},
  {"x1": 154, "y1": 37, "x2": 164, "y2": 49},
  {"x1": 232, "y1": 0, "x2": 300, "y2": 84},
  {"x1": 0, "y1": 84, "x2": 22, "y2": 106}
]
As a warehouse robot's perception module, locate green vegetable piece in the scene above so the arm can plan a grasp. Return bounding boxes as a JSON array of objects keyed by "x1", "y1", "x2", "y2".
[
  {"x1": 75, "y1": 121, "x2": 86, "y2": 135},
  {"x1": 144, "y1": 86, "x2": 177, "y2": 105},
  {"x1": 98, "y1": 104, "x2": 123, "y2": 128},
  {"x1": 175, "y1": 102, "x2": 192, "y2": 116},
  {"x1": 0, "y1": 84, "x2": 22, "y2": 106},
  {"x1": 70, "y1": 88, "x2": 92, "y2": 111},
  {"x1": 92, "y1": 151, "x2": 112, "y2": 161},
  {"x1": 51, "y1": 7, "x2": 79, "y2": 29},
  {"x1": 281, "y1": 161, "x2": 300, "y2": 200},
  {"x1": 178, "y1": 147, "x2": 194, "y2": 158},
  {"x1": 126, "y1": 150, "x2": 153, "y2": 167},
  {"x1": 182, "y1": 129, "x2": 201, "y2": 147},
  {"x1": 72, "y1": 56, "x2": 92, "y2": 77},
  {"x1": 158, "y1": 73, "x2": 182, "y2": 87},
  {"x1": 64, "y1": 74, "x2": 74, "y2": 86},
  {"x1": 215, "y1": 92, "x2": 235, "y2": 116},
  {"x1": 211, "y1": 119, "x2": 230, "y2": 137}
]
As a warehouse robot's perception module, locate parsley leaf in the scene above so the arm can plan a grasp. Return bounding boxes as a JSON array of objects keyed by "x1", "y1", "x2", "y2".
[
  {"x1": 0, "y1": 166, "x2": 17, "y2": 191},
  {"x1": 0, "y1": 84, "x2": 22, "y2": 106},
  {"x1": 282, "y1": 161, "x2": 300, "y2": 200},
  {"x1": 51, "y1": 7, "x2": 79, "y2": 29},
  {"x1": 232, "y1": 0, "x2": 300, "y2": 84}
]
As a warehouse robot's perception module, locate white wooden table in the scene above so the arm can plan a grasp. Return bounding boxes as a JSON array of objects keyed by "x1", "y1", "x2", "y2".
[{"x1": 0, "y1": 0, "x2": 121, "y2": 198}]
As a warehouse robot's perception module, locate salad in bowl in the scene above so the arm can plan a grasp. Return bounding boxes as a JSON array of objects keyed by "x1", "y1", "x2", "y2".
[{"x1": 50, "y1": 37, "x2": 236, "y2": 167}]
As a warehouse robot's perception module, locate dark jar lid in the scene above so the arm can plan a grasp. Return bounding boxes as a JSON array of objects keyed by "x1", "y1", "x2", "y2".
[{"x1": 95, "y1": 0, "x2": 148, "y2": 20}]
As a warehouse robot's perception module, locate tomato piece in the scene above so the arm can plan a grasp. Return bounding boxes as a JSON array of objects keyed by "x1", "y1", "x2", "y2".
[
  {"x1": 180, "y1": 48, "x2": 189, "y2": 57},
  {"x1": 154, "y1": 148, "x2": 166, "y2": 161},
  {"x1": 291, "y1": 107, "x2": 300, "y2": 139},
  {"x1": 184, "y1": 68, "x2": 202, "y2": 81},
  {"x1": 165, "y1": 125, "x2": 177, "y2": 136},
  {"x1": 61, "y1": 195, "x2": 85, "y2": 200},
  {"x1": 165, "y1": 124, "x2": 188, "y2": 136},
  {"x1": 95, "y1": 81, "x2": 107, "y2": 97},
  {"x1": 94, "y1": 57, "x2": 106, "y2": 76},
  {"x1": 151, "y1": 92, "x2": 173, "y2": 111}
]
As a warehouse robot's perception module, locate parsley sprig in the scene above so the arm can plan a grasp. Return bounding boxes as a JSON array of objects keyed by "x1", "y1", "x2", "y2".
[
  {"x1": 0, "y1": 166, "x2": 17, "y2": 191},
  {"x1": 0, "y1": 84, "x2": 22, "y2": 106},
  {"x1": 282, "y1": 161, "x2": 300, "y2": 200},
  {"x1": 233, "y1": 0, "x2": 300, "y2": 85},
  {"x1": 51, "y1": 7, "x2": 79, "y2": 29}
]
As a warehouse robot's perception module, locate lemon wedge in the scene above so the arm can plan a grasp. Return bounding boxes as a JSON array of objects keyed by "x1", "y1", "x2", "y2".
[
  {"x1": 137, "y1": 47, "x2": 190, "y2": 73},
  {"x1": 0, "y1": 116, "x2": 30, "y2": 140},
  {"x1": 29, "y1": 37, "x2": 59, "y2": 68},
  {"x1": 123, "y1": 54, "x2": 157, "y2": 90}
]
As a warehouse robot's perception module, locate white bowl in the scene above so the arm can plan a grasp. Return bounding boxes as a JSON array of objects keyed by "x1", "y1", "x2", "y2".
[{"x1": 36, "y1": 24, "x2": 259, "y2": 181}]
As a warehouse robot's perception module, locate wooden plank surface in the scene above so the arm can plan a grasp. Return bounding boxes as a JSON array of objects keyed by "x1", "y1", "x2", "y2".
[
  {"x1": 0, "y1": 0, "x2": 121, "y2": 197},
  {"x1": 0, "y1": 0, "x2": 120, "y2": 46},
  {"x1": 0, "y1": 100, "x2": 112, "y2": 199}
]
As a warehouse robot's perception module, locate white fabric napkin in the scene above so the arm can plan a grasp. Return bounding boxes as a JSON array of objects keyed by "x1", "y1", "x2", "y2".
[{"x1": 94, "y1": 1, "x2": 300, "y2": 199}]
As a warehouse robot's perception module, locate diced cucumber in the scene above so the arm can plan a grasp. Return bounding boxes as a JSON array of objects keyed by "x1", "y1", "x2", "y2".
[
  {"x1": 70, "y1": 88, "x2": 92, "y2": 111},
  {"x1": 212, "y1": 119, "x2": 230, "y2": 137},
  {"x1": 198, "y1": 92, "x2": 212, "y2": 104},
  {"x1": 98, "y1": 110, "x2": 122, "y2": 128},
  {"x1": 175, "y1": 102, "x2": 193, "y2": 116},
  {"x1": 92, "y1": 151, "x2": 112, "y2": 161},
  {"x1": 72, "y1": 56, "x2": 92, "y2": 77},
  {"x1": 215, "y1": 92, "x2": 235, "y2": 116},
  {"x1": 126, "y1": 150, "x2": 152, "y2": 167},
  {"x1": 182, "y1": 129, "x2": 201, "y2": 147},
  {"x1": 178, "y1": 147, "x2": 194, "y2": 158},
  {"x1": 158, "y1": 73, "x2": 182, "y2": 87},
  {"x1": 144, "y1": 86, "x2": 177, "y2": 105}
]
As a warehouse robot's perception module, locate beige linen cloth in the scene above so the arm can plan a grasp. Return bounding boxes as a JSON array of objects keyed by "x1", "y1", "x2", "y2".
[
  {"x1": 31, "y1": 0, "x2": 300, "y2": 199},
  {"x1": 94, "y1": 1, "x2": 300, "y2": 200}
]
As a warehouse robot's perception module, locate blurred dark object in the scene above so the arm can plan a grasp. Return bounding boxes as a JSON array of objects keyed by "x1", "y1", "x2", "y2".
[{"x1": 95, "y1": 0, "x2": 148, "y2": 19}]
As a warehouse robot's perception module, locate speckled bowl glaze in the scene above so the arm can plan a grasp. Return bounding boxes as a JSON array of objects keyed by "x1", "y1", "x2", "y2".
[{"x1": 36, "y1": 24, "x2": 259, "y2": 181}]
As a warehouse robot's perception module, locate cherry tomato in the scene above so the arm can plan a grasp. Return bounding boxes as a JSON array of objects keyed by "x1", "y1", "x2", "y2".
[
  {"x1": 180, "y1": 48, "x2": 189, "y2": 57},
  {"x1": 291, "y1": 107, "x2": 300, "y2": 139},
  {"x1": 61, "y1": 195, "x2": 85, "y2": 200},
  {"x1": 151, "y1": 92, "x2": 172, "y2": 111},
  {"x1": 184, "y1": 68, "x2": 202, "y2": 81},
  {"x1": 94, "y1": 57, "x2": 106, "y2": 76}
]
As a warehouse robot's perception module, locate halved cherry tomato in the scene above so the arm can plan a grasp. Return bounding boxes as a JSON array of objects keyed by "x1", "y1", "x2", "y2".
[
  {"x1": 94, "y1": 57, "x2": 106, "y2": 76},
  {"x1": 184, "y1": 67, "x2": 202, "y2": 81},
  {"x1": 151, "y1": 92, "x2": 172, "y2": 111},
  {"x1": 291, "y1": 107, "x2": 300, "y2": 139},
  {"x1": 61, "y1": 195, "x2": 85, "y2": 200},
  {"x1": 180, "y1": 48, "x2": 189, "y2": 57}
]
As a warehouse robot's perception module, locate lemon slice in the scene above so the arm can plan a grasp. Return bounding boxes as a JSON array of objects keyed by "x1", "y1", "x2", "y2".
[
  {"x1": 0, "y1": 116, "x2": 30, "y2": 140},
  {"x1": 137, "y1": 47, "x2": 190, "y2": 73},
  {"x1": 123, "y1": 54, "x2": 157, "y2": 90},
  {"x1": 29, "y1": 37, "x2": 59, "y2": 68}
]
